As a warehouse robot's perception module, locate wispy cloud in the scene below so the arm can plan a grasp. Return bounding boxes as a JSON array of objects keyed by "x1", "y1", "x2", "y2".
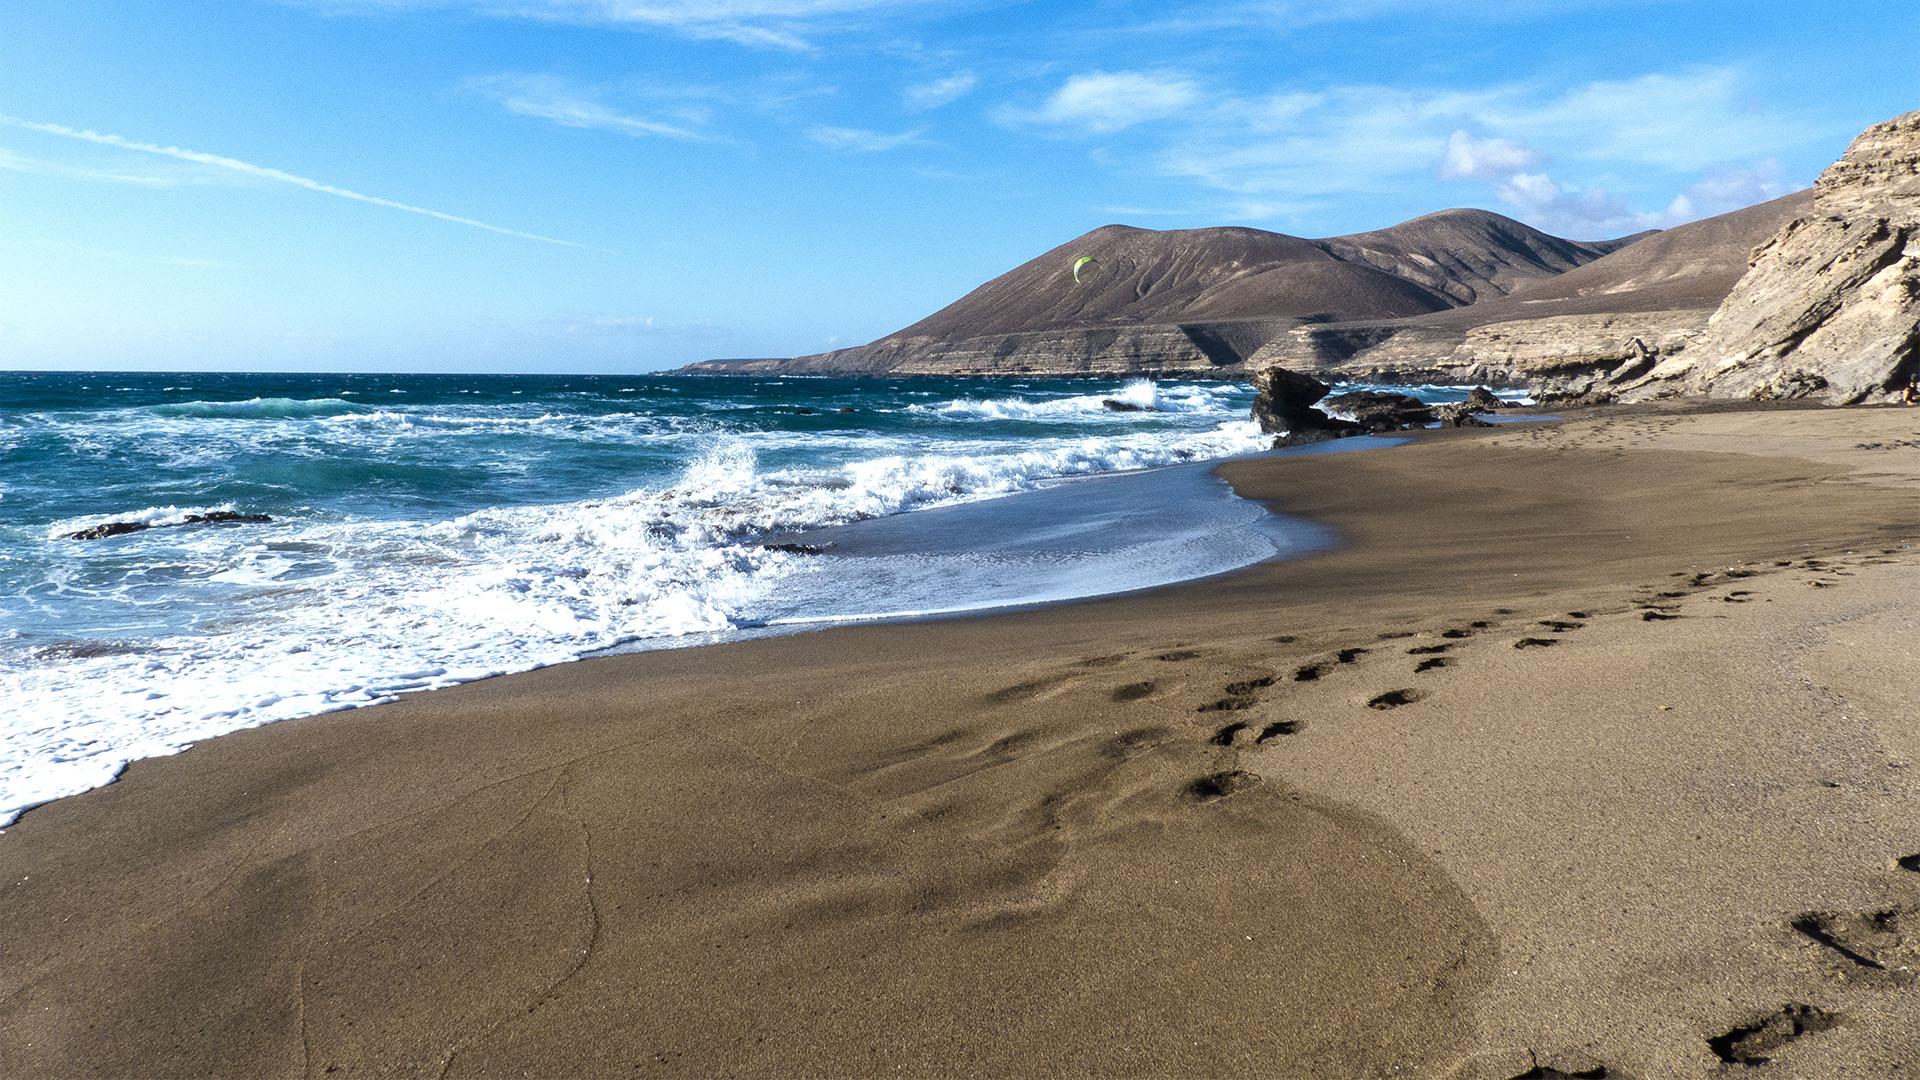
[
  {"x1": 1438, "y1": 130, "x2": 1542, "y2": 180},
  {"x1": 303, "y1": 0, "x2": 950, "y2": 50},
  {"x1": 807, "y1": 124, "x2": 924, "y2": 151},
  {"x1": 999, "y1": 70, "x2": 1201, "y2": 134},
  {"x1": 903, "y1": 70, "x2": 976, "y2": 110},
  {"x1": 1068, "y1": 66, "x2": 1815, "y2": 233},
  {"x1": 467, "y1": 74, "x2": 717, "y2": 141},
  {"x1": 0, "y1": 114, "x2": 587, "y2": 248},
  {"x1": 0, "y1": 146, "x2": 197, "y2": 187}
]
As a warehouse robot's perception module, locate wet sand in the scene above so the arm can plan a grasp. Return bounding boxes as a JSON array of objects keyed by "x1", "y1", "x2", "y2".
[{"x1": 4, "y1": 403, "x2": 1920, "y2": 1078}]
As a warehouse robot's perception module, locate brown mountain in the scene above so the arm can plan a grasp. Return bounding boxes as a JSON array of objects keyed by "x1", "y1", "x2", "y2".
[{"x1": 682, "y1": 209, "x2": 1635, "y2": 377}]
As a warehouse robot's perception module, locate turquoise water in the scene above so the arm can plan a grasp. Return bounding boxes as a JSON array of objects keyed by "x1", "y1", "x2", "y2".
[
  {"x1": 0, "y1": 370, "x2": 1499, "y2": 824},
  {"x1": 0, "y1": 371, "x2": 1282, "y2": 822}
]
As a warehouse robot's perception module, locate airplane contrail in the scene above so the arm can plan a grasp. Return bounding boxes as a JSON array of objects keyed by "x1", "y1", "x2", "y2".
[{"x1": 0, "y1": 114, "x2": 587, "y2": 249}]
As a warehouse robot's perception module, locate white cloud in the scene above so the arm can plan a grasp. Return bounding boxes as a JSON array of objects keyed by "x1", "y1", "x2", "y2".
[
  {"x1": 467, "y1": 74, "x2": 715, "y2": 141},
  {"x1": 1475, "y1": 69, "x2": 1811, "y2": 172},
  {"x1": 1491, "y1": 171, "x2": 1663, "y2": 237},
  {"x1": 1665, "y1": 159, "x2": 1798, "y2": 220},
  {"x1": 1066, "y1": 66, "x2": 1813, "y2": 234},
  {"x1": 304, "y1": 0, "x2": 948, "y2": 50},
  {"x1": 1005, "y1": 70, "x2": 1201, "y2": 134},
  {"x1": 0, "y1": 114, "x2": 586, "y2": 248},
  {"x1": 1438, "y1": 129, "x2": 1541, "y2": 180},
  {"x1": 807, "y1": 125, "x2": 924, "y2": 151},
  {"x1": 904, "y1": 71, "x2": 977, "y2": 110}
]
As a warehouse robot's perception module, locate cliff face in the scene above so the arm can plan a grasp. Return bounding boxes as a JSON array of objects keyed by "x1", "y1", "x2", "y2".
[
  {"x1": 683, "y1": 210, "x2": 1630, "y2": 378},
  {"x1": 1243, "y1": 191, "x2": 1812, "y2": 398},
  {"x1": 1624, "y1": 110, "x2": 1920, "y2": 403}
]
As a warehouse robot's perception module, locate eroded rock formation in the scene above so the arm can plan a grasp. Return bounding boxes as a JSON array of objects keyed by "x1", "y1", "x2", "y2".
[{"x1": 1626, "y1": 109, "x2": 1920, "y2": 403}]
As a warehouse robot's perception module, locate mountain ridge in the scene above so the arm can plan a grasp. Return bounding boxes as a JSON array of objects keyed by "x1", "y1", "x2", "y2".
[{"x1": 682, "y1": 208, "x2": 1642, "y2": 377}]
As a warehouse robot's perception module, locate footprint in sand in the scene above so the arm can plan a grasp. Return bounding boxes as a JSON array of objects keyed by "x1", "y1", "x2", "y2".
[
  {"x1": 1791, "y1": 906, "x2": 1920, "y2": 976},
  {"x1": 1156, "y1": 650, "x2": 1202, "y2": 662},
  {"x1": 1407, "y1": 643, "x2": 1453, "y2": 655},
  {"x1": 1197, "y1": 696, "x2": 1256, "y2": 713},
  {"x1": 1293, "y1": 663, "x2": 1326, "y2": 682},
  {"x1": 1211, "y1": 721, "x2": 1248, "y2": 746},
  {"x1": 1513, "y1": 637, "x2": 1558, "y2": 649},
  {"x1": 1184, "y1": 770, "x2": 1261, "y2": 802},
  {"x1": 1111, "y1": 681, "x2": 1157, "y2": 702},
  {"x1": 1708, "y1": 1003, "x2": 1840, "y2": 1066},
  {"x1": 1366, "y1": 689, "x2": 1424, "y2": 710},
  {"x1": 1254, "y1": 720, "x2": 1300, "y2": 743},
  {"x1": 1414, "y1": 658, "x2": 1453, "y2": 673}
]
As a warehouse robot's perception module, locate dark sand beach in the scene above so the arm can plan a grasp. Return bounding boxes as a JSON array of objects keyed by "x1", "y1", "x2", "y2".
[{"x1": 6, "y1": 404, "x2": 1920, "y2": 1078}]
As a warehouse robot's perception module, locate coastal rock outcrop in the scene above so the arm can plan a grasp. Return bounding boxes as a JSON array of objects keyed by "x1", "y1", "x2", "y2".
[
  {"x1": 1623, "y1": 109, "x2": 1920, "y2": 403},
  {"x1": 1250, "y1": 368, "x2": 1362, "y2": 446},
  {"x1": 1319, "y1": 391, "x2": 1437, "y2": 430}
]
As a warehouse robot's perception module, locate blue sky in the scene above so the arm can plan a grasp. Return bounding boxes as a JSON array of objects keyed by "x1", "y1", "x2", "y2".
[{"x1": 1, "y1": 1, "x2": 1914, "y2": 372}]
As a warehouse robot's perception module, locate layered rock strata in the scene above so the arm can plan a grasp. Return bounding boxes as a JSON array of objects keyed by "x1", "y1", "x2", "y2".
[{"x1": 1626, "y1": 110, "x2": 1920, "y2": 403}]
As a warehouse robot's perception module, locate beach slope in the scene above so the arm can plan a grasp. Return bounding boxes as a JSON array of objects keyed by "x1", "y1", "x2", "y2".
[{"x1": 4, "y1": 406, "x2": 1920, "y2": 1077}]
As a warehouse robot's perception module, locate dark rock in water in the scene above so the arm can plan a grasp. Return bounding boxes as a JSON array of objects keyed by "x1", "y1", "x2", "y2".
[
  {"x1": 836, "y1": 407, "x2": 855, "y2": 413},
  {"x1": 1100, "y1": 398, "x2": 1157, "y2": 412},
  {"x1": 792, "y1": 407, "x2": 817, "y2": 415},
  {"x1": 1251, "y1": 367, "x2": 1333, "y2": 433},
  {"x1": 62, "y1": 520, "x2": 151, "y2": 541},
  {"x1": 1464, "y1": 386, "x2": 1503, "y2": 411},
  {"x1": 1321, "y1": 391, "x2": 1438, "y2": 431},
  {"x1": 1252, "y1": 366, "x2": 1365, "y2": 446},
  {"x1": 183, "y1": 511, "x2": 272, "y2": 527},
  {"x1": 762, "y1": 541, "x2": 833, "y2": 555},
  {"x1": 1436, "y1": 403, "x2": 1496, "y2": 427},
  {"x1": 62, "y1": 511, "x2": 272, "y2": 541}
]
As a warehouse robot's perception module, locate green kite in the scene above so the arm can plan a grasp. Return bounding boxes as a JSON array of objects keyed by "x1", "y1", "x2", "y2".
[{"x1": 1072, "y1": 255, "x2": 1100, "y2": 284}]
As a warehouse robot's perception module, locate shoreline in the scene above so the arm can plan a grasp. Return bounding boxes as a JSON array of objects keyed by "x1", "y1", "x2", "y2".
[{"x1": 5, "y1": 402, "x2": 1920, "y2": 1076}]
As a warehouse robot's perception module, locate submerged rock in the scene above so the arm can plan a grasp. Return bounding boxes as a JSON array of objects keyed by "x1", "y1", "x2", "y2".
[
  {"x1": 62, "y1": 511, "x2": 272, "y2": 541},
  {"x1": 1100, "y1": 398, "x2": 1157, "y2": 412}
]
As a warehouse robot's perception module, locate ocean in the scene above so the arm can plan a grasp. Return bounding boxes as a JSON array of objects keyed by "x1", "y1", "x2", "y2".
[{"x1": 0, "y1": 370, "x2": 1483, "y2": 824}]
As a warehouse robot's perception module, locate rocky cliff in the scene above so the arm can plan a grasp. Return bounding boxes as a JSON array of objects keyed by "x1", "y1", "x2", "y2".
[
  {"x1": 1623, "y1": 109, "x2": 1920, "y2": 402},
  {"x1": 1244, "y1": 191, "x2": 1812, "y2": 399},
  {"x1": 1251, "y1": 108, "x2": 1920, "y2": 407}
]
